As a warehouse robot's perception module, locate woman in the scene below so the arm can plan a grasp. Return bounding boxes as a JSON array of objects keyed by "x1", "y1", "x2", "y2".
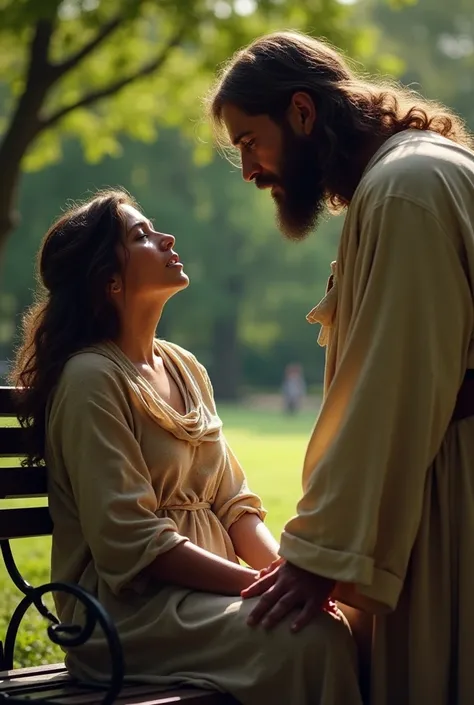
[{"x1": 10, "y1": 189, "x2": 361, "y2": 705}]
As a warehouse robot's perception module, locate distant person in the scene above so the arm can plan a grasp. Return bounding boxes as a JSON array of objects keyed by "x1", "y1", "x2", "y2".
[
  {"x1": 208, "y1": 30, "x2": 474, "y2": 705},
  {"x1": 281, "y1": 362, "x2": 306, "y2": 414},
  {"x1": 10, "y1": 189, "x2": 361, "y2": 705}
]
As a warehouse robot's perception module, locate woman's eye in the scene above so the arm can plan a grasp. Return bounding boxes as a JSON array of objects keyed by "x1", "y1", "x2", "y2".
[
  {"x1": 137, "y1": 230, "x2": 148, "y2": 240},
  {"x1": 244, "y1": 139, "x2": 255, "y2": 151}
]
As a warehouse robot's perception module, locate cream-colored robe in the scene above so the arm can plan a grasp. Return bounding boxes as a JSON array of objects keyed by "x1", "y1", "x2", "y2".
[
  {"x1": 46, "y1": 340, "x2": 361, "y2": 705},
  {"x1": 280, "y1": 130, "x2": 474, "y2": 705}
]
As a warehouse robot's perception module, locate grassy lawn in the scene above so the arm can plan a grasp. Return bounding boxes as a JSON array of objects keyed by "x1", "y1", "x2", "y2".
[
  {"x1": 220, "y1": 404, "x2": 316, "y2": 537},
  {"x1": 0, "y1": 403, "x2": 317, "y2": 668}
]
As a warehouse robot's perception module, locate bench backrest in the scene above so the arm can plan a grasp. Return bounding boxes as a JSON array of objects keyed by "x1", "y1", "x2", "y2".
[{"x1": 0, "y1": 386, "x2": 53, "y2": 541}]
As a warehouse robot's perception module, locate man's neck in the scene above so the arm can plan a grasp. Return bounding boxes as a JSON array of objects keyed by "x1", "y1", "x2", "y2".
[{"x1": 329, "y1": 132, "x2": 393, "y2": 205}]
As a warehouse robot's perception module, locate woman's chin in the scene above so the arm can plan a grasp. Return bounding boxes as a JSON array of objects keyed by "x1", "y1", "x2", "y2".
[
  {"x1": 179, "y1": 272, "x2": 190, "y2": 288},
  {"x1": 172, "y1": 272, "x2": 190, "y2": 291}
]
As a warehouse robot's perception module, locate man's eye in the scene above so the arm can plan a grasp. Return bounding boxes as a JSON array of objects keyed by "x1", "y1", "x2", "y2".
[{"x1": 243, "y1": 139, "x2": 255, "y2": 151}]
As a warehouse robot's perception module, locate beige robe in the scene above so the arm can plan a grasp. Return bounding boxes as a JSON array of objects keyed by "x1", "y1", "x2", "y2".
[
  {"x1": 280, "y1": 130, "x2": 474, "y2": 705},
  {"x1": 46, "y1": 340, "x2": 361, "y2": 705}
]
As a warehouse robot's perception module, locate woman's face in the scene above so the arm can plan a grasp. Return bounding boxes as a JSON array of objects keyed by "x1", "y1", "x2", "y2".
[{"x1": 114, "y1": 203, "x2": 189, "y2": 299}]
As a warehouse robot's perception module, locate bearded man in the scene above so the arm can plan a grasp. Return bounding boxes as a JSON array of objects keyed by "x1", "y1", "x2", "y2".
[{"x1": 207, "y1": 30, "x2": 474, "y2": 705}]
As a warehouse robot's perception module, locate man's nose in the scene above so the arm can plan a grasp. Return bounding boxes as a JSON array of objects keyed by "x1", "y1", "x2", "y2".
[{"x1": 241, "y1": 154, "x2": 260, "y2": 183}]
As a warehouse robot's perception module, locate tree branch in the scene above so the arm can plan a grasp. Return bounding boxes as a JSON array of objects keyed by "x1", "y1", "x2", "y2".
[
  {"x1": 27, "y1": 18, "x2": 56, "y2": 85},
  {"x1": 52, "y1": 15, "x2": 124, "y2": 79},
  {"x1": 41, "y1": 25, "x2": 187, "y2": 130}
]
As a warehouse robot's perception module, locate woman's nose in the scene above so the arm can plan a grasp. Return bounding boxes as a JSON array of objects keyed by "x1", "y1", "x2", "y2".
[{"x1": 159, "y1": 232, "x2": 175, "y2": 250}]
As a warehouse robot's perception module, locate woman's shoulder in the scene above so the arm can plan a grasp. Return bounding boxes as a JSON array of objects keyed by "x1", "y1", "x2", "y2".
[
  {"x1": 60, "y1": 350, "x2": 124, "y2": 394},
  {"x1": 49, "y1": 351, "x2": 131, "y2": 424}
]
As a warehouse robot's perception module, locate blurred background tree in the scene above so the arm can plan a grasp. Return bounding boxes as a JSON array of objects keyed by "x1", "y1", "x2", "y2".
[{"x1": 0, "y1": 0, "x2": 472, "y2": 398}]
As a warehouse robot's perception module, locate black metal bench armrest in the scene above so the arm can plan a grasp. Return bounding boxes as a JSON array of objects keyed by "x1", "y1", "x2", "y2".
[{"x1": 0, "y1": 540, "x2": 124, "y2": 705}]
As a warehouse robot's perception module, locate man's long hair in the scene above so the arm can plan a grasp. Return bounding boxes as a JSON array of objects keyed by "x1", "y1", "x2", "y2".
[{"x1": 207, "y1": 31, "x2": 474, "y2": 180}]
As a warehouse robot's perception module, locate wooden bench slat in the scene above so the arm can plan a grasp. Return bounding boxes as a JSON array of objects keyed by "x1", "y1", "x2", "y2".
[
  {"x1": 0, "y1": 466, "x2": 47, "y2": 498},
  {"x1": 0, "y1": 506, "x2": 53, "y2": 539},
  {"x1": 0, "y1": 386, "x2": 16, "y2": 417},
  {"x1": 117, "y1": 688, "x2": 234, "y2": 705},
  {"x1": 4, "y1": 684, "x2": 158, "y2": 701},
  {"x1": 0, "y1": 675, "x2": 71, "y2": 691},
  {"x1": 9, "y1": 685, "x2": 104, "y2": 700},
  {"x1": 0, "y1": 666, "x2": 236, "y2": 704},
  {"x1": 104, "y1": 691, "x2": 231, "y2": 705},
  {"x1": 0, "y1": 664, "x2": 67, "y2": 680},
  {"x1": 0, "y1": 679, "x2": 231, "y2": 705},
  {"x1": 52, "y1": 688, "x2": 231, "y2": 705},
  {"x1": 0, "y1": 682, "x2": 88, "y2": 697},
  {"x1": 0, "y1": 426, "x2": 26, "y2": 456},
  {"x1": 0, "y1": 669, "x2": 235, "y2": 705}
]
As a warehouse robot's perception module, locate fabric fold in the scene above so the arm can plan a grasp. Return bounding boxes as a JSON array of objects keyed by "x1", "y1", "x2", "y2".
[{"x1": 79, "y1": 339, "x2": 222, "y2": 445}]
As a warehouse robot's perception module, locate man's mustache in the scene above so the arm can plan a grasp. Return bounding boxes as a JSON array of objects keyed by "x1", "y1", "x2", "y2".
[{"x1": 254, "y1": 174, "x2": 280, "y2": 189}]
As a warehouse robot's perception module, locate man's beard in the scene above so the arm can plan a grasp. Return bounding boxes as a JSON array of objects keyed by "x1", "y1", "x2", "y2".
[{"x1": 255, "y1": 123, "x2": 327, "y2": 241}]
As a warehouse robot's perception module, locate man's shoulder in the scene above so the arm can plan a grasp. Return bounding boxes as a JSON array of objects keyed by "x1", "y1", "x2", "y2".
[{"x1": 358, "y1": 130, "x2": 474, "y2": 208}]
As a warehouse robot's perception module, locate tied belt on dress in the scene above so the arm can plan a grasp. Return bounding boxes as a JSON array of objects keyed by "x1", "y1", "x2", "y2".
[
  {"x1": 163, "y1": 502, "x2": 211, "y2": 511},
  {"x1": 452, "y1": 369, "x2": 474, "y2": 422}
]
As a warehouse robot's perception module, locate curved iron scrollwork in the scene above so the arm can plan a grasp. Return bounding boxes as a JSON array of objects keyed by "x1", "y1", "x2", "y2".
[
  {"x1": 1, "y1": 540, "x2": 58, "y2": 624},
  {"x1": 1, "y1": 540, "x2": 124, "y2": 705}
]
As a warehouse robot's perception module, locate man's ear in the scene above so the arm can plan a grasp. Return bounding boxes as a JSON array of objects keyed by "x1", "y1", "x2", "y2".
[{"x1": 287, "y1": 92, "x2": 317, "y2": 135}]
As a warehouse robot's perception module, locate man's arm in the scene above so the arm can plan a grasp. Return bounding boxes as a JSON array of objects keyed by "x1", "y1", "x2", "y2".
[{"x1": 243, "y1": 197, "x2": 472, "y2": 628}]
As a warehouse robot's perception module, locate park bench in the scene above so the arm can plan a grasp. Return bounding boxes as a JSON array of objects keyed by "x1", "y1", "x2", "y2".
[{"x1": 0, "y1": 386, "x2": 237, "y2": 705}]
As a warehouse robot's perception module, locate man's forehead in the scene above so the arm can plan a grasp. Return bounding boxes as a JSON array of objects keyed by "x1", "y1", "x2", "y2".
[{"x1": 221, "y1": 105, "x2": 263, "y2": 144}]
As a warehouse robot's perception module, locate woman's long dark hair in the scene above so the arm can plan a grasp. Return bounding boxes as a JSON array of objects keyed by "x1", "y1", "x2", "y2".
[
  {"x1": 208, "y1": 30, "x2": 474, "y2": 181},
  {"x1": 9, "y1": 188, "x2": 136, "y2": 466}
]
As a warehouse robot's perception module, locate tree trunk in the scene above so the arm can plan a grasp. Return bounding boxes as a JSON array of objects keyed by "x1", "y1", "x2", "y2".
[
  {"x1": 0, "y1": 20, "x2": 56, "y2": 267},
  {"x1": 0, "y1": 109, "x2": 45, "y2": 265},
  {"x1": 210, "y1": 274, "x2": 243, "y2": 401}
]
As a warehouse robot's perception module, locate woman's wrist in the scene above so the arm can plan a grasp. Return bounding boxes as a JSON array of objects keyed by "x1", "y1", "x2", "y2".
[{"x1": 238, "y1": 566, "x2": 259, "y2": 592}]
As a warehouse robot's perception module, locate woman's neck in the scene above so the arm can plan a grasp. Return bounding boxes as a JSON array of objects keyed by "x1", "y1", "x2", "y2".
[{"x1": 114, "y1": 302, "x2": 164, "y2": 366}]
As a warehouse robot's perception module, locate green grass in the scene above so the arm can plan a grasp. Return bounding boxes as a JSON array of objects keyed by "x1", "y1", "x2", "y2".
[
  {"x1": 0, "y1": 404, "x2": 317, "y2": 668},
  {"x1": 220, "y1": 405, "x2": 316, "y2": 536}
]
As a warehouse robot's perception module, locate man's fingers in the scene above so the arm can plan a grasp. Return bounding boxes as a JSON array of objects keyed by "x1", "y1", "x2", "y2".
[
  {"x1": 246, "y1": 584, "x2": 283, "y2": 625},
  {"x1": 241, "y1": 569, "x2": 278, "y2": 599},
  {"x1": 290, "y1": 599, "x2": 320, "y2": 633},
  {"x1": 261, "y1": 592, "x2": 299, "y2": 630}
]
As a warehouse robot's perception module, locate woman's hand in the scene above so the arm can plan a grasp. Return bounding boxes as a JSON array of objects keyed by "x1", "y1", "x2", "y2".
[{"x1": 255, "y1": 556, "x2": 285, "y2": 580}]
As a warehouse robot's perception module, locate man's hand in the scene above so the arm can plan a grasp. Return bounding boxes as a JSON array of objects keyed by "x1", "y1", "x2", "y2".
[{"x1": 241, "y1": 560, "x2": 336, "y2": 632}]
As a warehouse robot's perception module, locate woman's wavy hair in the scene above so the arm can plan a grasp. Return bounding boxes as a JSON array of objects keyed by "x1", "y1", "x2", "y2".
[
  {"x1": 207, "y1": 30, "x2": 474, "y2": 179},
  {"x1": 9, "y1": 188, "x2": 137, "y2": 466}
]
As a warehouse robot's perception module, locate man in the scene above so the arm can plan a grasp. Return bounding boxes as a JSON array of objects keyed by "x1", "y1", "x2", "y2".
[{"x1": 207, "y1": 30, "x2": 474, "y2": 705}]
